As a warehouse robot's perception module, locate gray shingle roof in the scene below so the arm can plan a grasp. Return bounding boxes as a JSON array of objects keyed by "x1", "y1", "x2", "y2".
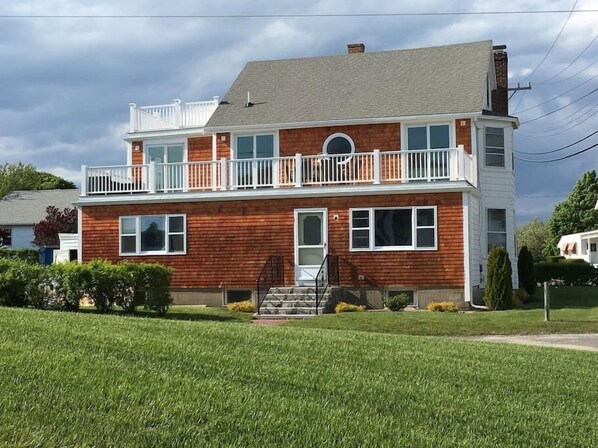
[
  {"x1": 0, "y1": 190, "x2": 80, "y2": 226},
  {"x1": 206, "y1": 40, "x2": 492, "y2": 129}
]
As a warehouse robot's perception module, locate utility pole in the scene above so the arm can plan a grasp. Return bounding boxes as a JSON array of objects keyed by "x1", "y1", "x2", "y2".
[{"x1": 508, "y1": 82, "x2": 532, "y2": 100}]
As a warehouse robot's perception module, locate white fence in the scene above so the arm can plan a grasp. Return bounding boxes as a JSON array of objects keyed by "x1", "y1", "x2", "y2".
[
  {"x1": 129, "y1": 98, "x2": 219, "y2": 132},
  {"x1": 82, "y1": 146, "x2": 473, "y2": 195}
]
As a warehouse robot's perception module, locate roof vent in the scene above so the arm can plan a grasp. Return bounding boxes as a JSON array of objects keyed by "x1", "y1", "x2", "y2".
[
  {"x1": 347, "y1": 43, "x2": 365, "y2": 54},
  {"x1": 245, "y1": 92, "x2": 254, "y2": 108}
]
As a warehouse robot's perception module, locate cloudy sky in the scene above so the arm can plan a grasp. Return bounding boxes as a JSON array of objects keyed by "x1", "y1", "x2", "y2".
[{"x1": 0, "y1": 0, "x2": 596, "y2": 224}]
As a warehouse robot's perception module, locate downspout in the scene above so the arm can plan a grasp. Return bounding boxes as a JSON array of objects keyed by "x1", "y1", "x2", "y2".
[{"x1": 469, "y1": 118, "x2": 488, "y2": 310}]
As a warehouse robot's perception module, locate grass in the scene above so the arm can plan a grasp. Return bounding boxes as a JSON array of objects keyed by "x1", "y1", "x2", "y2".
[
  {"x1": 287, "y1": 286, "x2": 598, "y2": 336},
  {"x1": 1, "y1": 307, "x2": 598, "y2": 446},
  {"x1": 80, "y1": 305, "x2": 254, "y2": 324}
]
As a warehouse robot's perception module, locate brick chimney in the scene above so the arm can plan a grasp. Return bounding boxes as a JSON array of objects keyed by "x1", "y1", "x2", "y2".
[
  {"x1": 492, "y1": 45, "x2": 508, "y2": 115},
  {"x1": 348, "y1": 43, "x2": 365, "y2": 54}
]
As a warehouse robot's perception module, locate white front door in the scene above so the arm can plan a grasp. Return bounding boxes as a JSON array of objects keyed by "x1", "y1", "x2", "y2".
[{"x1": 295, "y1": 209, "x2": 327, "y2": 285}]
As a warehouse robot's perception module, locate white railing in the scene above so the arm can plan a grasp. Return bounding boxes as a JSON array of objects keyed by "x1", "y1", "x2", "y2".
[
  {"x1": 129, "y1": 98, "x2": 219, "y2": 132},
  {"x1": 82, "y1": 146, "x2": 473, "y2": 196}
]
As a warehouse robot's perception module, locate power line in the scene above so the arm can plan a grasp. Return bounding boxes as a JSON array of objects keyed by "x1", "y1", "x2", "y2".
[
  {"x1": 539, "y1": 58, "x2": 598, "y2": 85},
  {"x1": 520, "y1": 87, "x2": 598, "y2": 124},
  {"x1": 518, "y1": 102, "x2": 598, "y2": 137},
  {"x1": 518, "y1": 0, "x2": 579, "y2": 82},
  {"x1": 515, "y1": 143, "x2": 598, "y2": 162},
  {"x1": 515, "y1": 130, "x2": 598, "y2": 154},
  {"x1": 538, "y1": 34, "x2": 598, "y2": 83},
  {"x1": 0, "y1": 10, "x2": 597, "y2": 18},
  {"x1": 516, "y1": 72, "x2": 598, "y2": 113}
]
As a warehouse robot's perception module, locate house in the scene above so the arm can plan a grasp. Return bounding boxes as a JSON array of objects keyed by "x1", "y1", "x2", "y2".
[
  {"x1": 76, "y1": 40, "x2": 518, "y2": 312},
  {"x1": 0, "y1": 189, "x2": 79, "y2": 249},
  {"x1": 559, "y1": 231, "x2": 598, "y2": 266}
]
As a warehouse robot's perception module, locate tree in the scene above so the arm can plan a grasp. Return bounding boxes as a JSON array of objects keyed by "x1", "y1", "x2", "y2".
[
  {"x1": 517, "y1": 246, "x2": 536, "y2": 295},
  {"x1": 484, "y1": 246, "x2": 514, "y2": 310},
  {"x1": 544, "y1": 171, "x2": 598, "y2": 256},
  {"x1": 516, "y1": 218, "x2": 547, "y2": 261},
  {"x1": 0, "y1": 162, "x2": 76, "y2": 199},
  {"x1": 33, "y1": 206, "x2": 77, "y2": 248}
]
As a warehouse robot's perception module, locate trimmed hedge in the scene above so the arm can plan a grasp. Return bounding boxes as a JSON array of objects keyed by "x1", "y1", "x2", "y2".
[
  {"x1": 0, "y1": 259, "x2": 173, "y2": 314},
  {"x1": 535, "y1": 261, "x2": 597, "y2": 286},
  {"x1": 0, "y1": 249, "x2": 39, "y2": 264}
]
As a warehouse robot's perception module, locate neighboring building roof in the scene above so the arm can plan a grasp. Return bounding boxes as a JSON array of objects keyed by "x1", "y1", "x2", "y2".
[
  {"x1": 0, "y1": 190, "x2": 79, "y2": 226},
  {"x1": 207, "y1": 40, "x2": 493, "y2": 129}
]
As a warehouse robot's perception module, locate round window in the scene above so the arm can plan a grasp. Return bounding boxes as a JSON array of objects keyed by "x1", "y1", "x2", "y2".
[{"x1": 323, "y1": 133, "x2": 355, "y2": 159}]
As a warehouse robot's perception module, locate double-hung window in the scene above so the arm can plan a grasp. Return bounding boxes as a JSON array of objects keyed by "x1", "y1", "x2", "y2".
[
  {"x1": 350, "y1": 207, "x2": 437, "y2": 251},
  {"x1": 487, "y1": 209, "x2": 507, "y2": 253},
  {"x1": 120, "y1": 214, "x2": 186, "y2": 255},
  {"x1": 485, "y1": 127, "x2": 505, "y2": 168}
]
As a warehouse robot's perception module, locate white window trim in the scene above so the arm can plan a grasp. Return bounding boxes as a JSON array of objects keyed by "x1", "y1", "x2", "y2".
[
  {"x1": 402, "y1": 122, "x2": 455, "y2": 150},
  {"x1": 232, "y1": 132, "x2": 279, "y2": 159},
  {"x1": 386, "y1": 288, "x2": 418, "y2": 308},
  {"x1": 349, "y1": 206, "x2": 438, "y2": 252},
  {"x1": 143, "y1": 140, "x2": 188, "y2": 164},
  {"x1": 119, "y1": 214, "x2": 187, "y2": 256},
  {"x1": 484, "y1": 127, "x2": 505, "y2": 169},
  {"x1": 486, "y1": 208, "x2": 507, "y2": 253},
  {"x1": 322, "y1": 132, "x2": 355, "y2": 165}
]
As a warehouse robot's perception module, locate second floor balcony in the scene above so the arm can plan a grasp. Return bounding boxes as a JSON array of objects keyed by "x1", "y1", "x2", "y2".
[
  {"x1": 81, "y1": 146, "x2": 474, "y2": 197},
  {"x1": 128, "y1": 98, "x2": 219, "y2": 133}
]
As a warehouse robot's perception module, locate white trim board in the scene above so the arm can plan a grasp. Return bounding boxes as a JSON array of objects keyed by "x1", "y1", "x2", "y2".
[{"x1": 76, "y1": 181, "x2": 475, "y2": 206}]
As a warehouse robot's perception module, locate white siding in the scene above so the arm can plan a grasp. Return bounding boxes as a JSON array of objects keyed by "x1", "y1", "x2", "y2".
[
  {"x1": 7, "y1": 226, "x2": 35, "y2": 249},
  {"x1": 473, "y1": 118, "x2": 518, "y2": 289}
]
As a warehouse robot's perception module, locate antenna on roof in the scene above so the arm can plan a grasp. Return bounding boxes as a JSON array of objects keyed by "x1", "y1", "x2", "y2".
[{"x1": 245, "y1": 92, "x2": 254, "y2": 108}]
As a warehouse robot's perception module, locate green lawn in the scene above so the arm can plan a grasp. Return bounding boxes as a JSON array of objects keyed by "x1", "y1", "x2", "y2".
[
  {"x1": 1, "y1": 307, "x2": 598, "y2": 446},
  {"x1": 287, "y1": 286, "x2": 598, "y2": 336},
  {"x1": 80, "y1": 305, "x2": 254, "y2": 324}
]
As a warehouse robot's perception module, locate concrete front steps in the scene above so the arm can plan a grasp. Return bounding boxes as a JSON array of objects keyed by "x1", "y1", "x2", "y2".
[{"x1": 253, "y1": 286, "x2": 329, "y2": 319}]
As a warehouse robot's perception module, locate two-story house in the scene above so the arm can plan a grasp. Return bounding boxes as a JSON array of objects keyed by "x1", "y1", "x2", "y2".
[{"x1": 76, "y1": 40, "x2": 518, "y2": 313}]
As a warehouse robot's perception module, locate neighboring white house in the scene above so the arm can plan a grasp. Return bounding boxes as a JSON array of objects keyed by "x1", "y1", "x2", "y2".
[
  {"x1": 558, "y1": 230, "x2": 598, "y2": 267},
  {"x1": 0, "y1": 190, "x2": 79, "y2": 249}
]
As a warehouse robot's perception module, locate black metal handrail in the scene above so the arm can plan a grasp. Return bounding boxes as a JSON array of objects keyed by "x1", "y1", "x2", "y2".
[
  {"x1": 256, "y1": 255, "x2": 284, "y2": 314},
  {"x1": 315, "y1": 254, "x2": 339, "y2": 315}
]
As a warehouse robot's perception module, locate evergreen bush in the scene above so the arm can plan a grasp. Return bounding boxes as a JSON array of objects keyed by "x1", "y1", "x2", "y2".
[
  {"x1": 484, "y1": 246, "x2": 514, "y2": 310},
  {"x1": 517, "y1": 246, "x2": 536, "y2": 295},
  {"x1": 385, "y1": 293, "x2": 411, "y2": 311}
]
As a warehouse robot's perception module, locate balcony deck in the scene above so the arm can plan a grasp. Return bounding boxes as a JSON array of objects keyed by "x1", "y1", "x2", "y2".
[
  {"x1": 128, "y1": 98, "x2": 219, "y2": 133},
  {"x1": 81, "y1": 147, "x2": 474, "y2": 198}
]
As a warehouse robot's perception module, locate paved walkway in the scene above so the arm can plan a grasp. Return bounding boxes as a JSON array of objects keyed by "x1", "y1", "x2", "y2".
[{"x1": 470, "y1": 334, "x2": 598, "y2": 352}]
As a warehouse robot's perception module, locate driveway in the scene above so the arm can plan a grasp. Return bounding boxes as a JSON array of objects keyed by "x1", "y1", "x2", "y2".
[{"x1": 469, "y1": 334, "x2": 598, "y2": 352}]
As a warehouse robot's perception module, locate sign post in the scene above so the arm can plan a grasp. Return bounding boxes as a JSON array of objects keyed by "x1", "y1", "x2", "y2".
[{"x1": 543, "y1": 281, "x2": 550, "y2": 322}]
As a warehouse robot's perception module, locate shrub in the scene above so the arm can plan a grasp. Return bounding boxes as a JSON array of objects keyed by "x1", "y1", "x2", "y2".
[
  {"x1": 385, "y1": 293, "x2": 410, "y2": 311},
  {"x1": 0, "y1": 249, "x2": 39, "y2": 264},
  {"x1": 47, "y1": 263, "x2": 91, "y2": 311},
  {"x1": 517, "y1": 246, "x2": 536, "y2": 295},
  {"x1": 0, "y1": 259, "x2": 173, "y2": 313},
  {"x1": 545, "y1": 255, "x2": 565, "y2": 263},
  {"x1": 535, "y1": 261, "x2": 596, "y2": 286},
  {"x1": 0, "y1": 259, "x2": 46, "y2": 307},
  {"x1": 227, "y1": 300, "x2": 256, "y2": 313},
  {"x1": 484, "y1": 246, "x2": 514, "y2": 310},
  {"x1": 514, "y1": 288, "x2": 531, "y2": 305},
  {"x1": 427, "y1": 301, "x2": 458, "y2": 312},
  {"x1": 139, "y1": 263, "x2": 173, "y2": 314},
  {"x1": 335, "y1": 302, "x2": 365, "y2": 313}
]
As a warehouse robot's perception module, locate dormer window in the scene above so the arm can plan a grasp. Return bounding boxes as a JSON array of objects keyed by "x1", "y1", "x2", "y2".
[{"x1": 323, "y1": 133, "x2": 355, "y2": 160}]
